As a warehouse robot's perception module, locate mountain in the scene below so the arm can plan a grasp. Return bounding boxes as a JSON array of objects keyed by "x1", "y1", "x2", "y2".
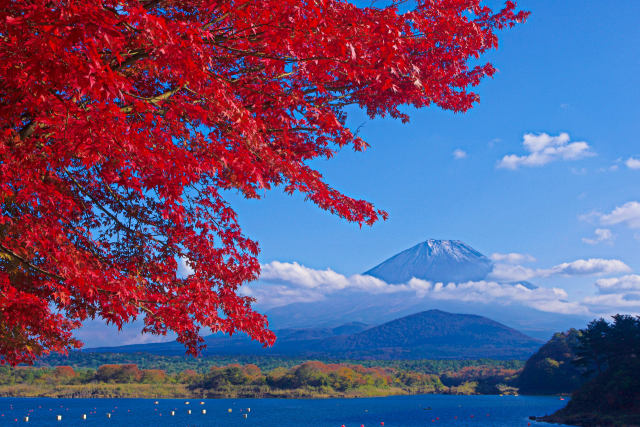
[
  {"x1": 87, "y1": 310, "x2": 541, "y2": 360},
  {"x1": 320, "y1": 310, "x2": 542, "y2": 359},
  {"x1": 263, "y1": 291, "x2": 586, "y2": 341},
  {"x1": 262, "y1": 239, "x2": 590, "y2": 339},
  {"x1": 364, "y1": 239, "x2": 493, "y2": 283},
  {"x1": 88, "y1": 322, "x2": 372, "y2": 356}
]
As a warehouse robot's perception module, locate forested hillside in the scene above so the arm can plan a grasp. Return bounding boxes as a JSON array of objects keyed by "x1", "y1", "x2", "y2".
[
  {"x1": 537, "y1": 315, "x2": 640, "y2": 426},
  {"x1": 86, "y1": 310, "x2": 542, "y2": 360},
  {"x1": 517, "y1": 329, "x2": 585, "y2": 394}
]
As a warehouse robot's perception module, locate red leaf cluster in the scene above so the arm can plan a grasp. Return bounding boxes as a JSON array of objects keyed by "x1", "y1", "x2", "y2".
[{"x1": 0, "y1": 0, "x2": 527, "y2": 365}]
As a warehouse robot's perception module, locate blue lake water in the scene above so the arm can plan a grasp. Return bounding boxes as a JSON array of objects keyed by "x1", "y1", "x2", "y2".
[{"x1": 0, "y1": 395, "x2": 570, "y2": 426}]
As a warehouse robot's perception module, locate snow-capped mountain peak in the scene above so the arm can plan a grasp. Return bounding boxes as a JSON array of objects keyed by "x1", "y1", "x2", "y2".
[{"x1": 363, "y1": 239, "x2": 493, "y2": 284}]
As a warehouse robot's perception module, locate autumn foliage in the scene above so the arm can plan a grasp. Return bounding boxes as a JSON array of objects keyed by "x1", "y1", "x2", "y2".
[
  {"x1": 0, "y1": 0, "x2": 527, "y2": 364},
  {"x1": 53, "y1": 365, "x2": 77, "y2": 379},
  {"x1": 96, "y1": 363, "x2": 143, "y2": 382}
]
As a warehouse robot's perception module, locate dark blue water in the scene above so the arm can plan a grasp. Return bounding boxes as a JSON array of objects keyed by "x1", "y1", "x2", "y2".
[{"x1": 0, "y1": 395, "x2": 570, "y2": 426}]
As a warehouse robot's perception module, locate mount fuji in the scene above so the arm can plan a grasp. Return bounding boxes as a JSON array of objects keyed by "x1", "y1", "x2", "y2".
[
  {"x1": 82, "y1": 240, "x2": 585, "y2": 357},
  {"x1": 364, "y1": 239, "x2": 493, "y2": 283},
  {"x1": 263, "y1": 239, "x2": 589, "y2": 340}
]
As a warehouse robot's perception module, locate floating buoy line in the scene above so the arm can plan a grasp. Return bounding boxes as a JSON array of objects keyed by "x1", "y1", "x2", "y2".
[{"x1": 3, "y1": 400, "x2": 263, "y2": 423}]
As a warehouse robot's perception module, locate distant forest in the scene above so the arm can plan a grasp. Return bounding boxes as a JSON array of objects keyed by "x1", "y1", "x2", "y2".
[
  {"x1": 35, "y1": 352, "x2": 524, "y2": 374},
  {"x1": 0, "y1": 359, "x2": 521, "y2": 399}
]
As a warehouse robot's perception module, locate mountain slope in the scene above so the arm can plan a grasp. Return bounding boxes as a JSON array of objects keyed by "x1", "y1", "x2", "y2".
[
  {"x1": 263, "y1": 239, "x2": 589, "y2": 339},
  {"x1": 263, "y1": 290, "x2": 586, "y2": 340},
  {"x1": 87, "y1": 322, "x2": 371, "y2": 356},
  {"x1": 364, "y1": 239, "x2": 493, "y2": 283},
  {"x1": 518, "y1": 329, "x2": 586, "y2": 394},
  {"x1": 87, "y1": 310, "x2": 541, "y2": 360},
  {"x1": 320, "y1": 310, "x2": 542, "y2": 359}
]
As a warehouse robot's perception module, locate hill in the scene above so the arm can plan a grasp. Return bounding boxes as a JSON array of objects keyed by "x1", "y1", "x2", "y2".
[
  {"x1": 517, "y1": 329, "x2": 586, "y2": 394},
  {"x1": 321, "y1": 310, "x2": 541, "y2": 359},
  {"x1": 534, "y1": 315, "x2": 640, "y2": 426},
  {"x1": 87, "y1": 310, "x2": 541, "y2": 360},
  {"x1": 88, "y1": 322, "x2": 371, "y2": 356},
  {"x1": 539, "y1": 359, "x2": 640, "y2": 426}
]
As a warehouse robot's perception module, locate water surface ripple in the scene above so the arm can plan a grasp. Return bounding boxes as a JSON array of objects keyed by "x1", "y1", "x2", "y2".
[{"x1": 0, "y1": 394, "x2": 571, "y2": 426}]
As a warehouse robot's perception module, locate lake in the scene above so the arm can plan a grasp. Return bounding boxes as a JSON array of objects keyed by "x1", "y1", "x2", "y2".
[{"x1": 0, "y1": 395, "x2": 571, "y2": 426}]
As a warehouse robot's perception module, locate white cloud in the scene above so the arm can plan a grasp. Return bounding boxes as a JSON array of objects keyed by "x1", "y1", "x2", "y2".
[
  {"x1": 599, "y1": 201, "x2": 640, "y2": 229},
  {"x1": 240, "y1": 283, "x2": 330, "y2": 308},
  {"x1": 490, "y1": 252, "x2": 536, "y2": 264},
  {"x1": 404, "y1": 278, "x2": 587, "y2": 315},
  {"x1": 497, "y1": 132, "x2": 595, "y2": 170},
  {"x1": 453, "y1": 149, "x2": 467, "y2": 159},
  {"x1": 177, "y1": 257, "x2": 194, "y2": 277},
  {"x1": 582, "y1": 274, "x2": 640, "y2": 316},
  {"x1": 248, "y1": 261, "x2": 404, "y2": 308},
  {"x1": 595, "y1": 275, "x2": 640, "y2": 294},
  {"x1": 583, "y1": 293, "x2": 640, "y2": 314},
  {"x1": 578, "y1": 211, "x2": 600, "y2": 224},
  {"x1": 489, "y1": 258, "x2": 630, "y2": 282},
  {"x1": 246, "y1": 261, "x2": 595, "y2": 315},
  {"x1": 625, "y1": 157, "x2": 640, "y2": 169},
  {"x1": 545, "y1": 258, "x2": 630, "y2": 276},
  {"x1": 260, "y1": 261, "x2": 350, "y2": 290},
  {"x1": 584, "y1": 202, "x2": 640, "y2": 233},
  {"x1": 582, "y1": 228, "x2": 614, "y2": 245},
  {"x1": 597, "y1": 159, "x2": 622, "y2": 173},
  {"x1": 488, "y1": 263, "x2": 536, "y2": 282},
  {"x1": 246, "y1": 259, "x2": 640, "y2": 317},
  {"x1": 490, "y1": 258, "x2": 631, "y2": 282}
]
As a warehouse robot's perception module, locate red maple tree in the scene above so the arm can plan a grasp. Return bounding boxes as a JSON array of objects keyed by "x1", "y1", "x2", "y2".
[{"x1": 0, "y1": 0, "x2": 527, "y2": 365}]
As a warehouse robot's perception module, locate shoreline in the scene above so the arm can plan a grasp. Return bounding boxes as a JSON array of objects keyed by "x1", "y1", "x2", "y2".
[
  {"x1": 531, "y1": 411, "x2": 640, "y2": 427},
  {"x1": 0, "y1": 385, "x2": 430, "y2": 399},
  {"x1": 0, "y1": 384, "x2": 537, "y2": 400}
]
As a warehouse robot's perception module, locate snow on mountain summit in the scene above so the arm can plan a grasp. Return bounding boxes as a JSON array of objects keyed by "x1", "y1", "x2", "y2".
[{"x1": 363, "y1": 239, "x2": 493, "y2": 284}]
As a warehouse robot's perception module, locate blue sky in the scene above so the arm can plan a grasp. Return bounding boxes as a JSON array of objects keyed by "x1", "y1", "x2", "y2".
[
  {"x1": 230, "y1": 1, "x2": 640, "y2": 289},
  {"x1": 77, "y1": 1, "x2": 640, "y2": 346}
]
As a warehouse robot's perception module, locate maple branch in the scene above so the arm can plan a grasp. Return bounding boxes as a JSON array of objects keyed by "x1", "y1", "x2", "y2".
[
  {"x1": 62, "y1": 168, "x2": 195, "y2": 265},
  {"x1": 204, "y1": 0, "x2": 257, "y2": 29},
  {"x1": 112, "y1": 50, "x2": 149, "y2": 71},
  {"x1": 0, "y1": 243, "x2": 64, "y2": 281},
  {"x1": 90, "y1": 286, "x2": 167, "y2": 314},
  {"x1": 121, "y1": 85, "x2": 184, "y2": 113},
  {"x1": 142, "y1": 0, "x2": 162, "y2": 9},
  {"x1": 64, "y1": 170, "x2": 156, "y2": 242},
  {"x1": 210, "y1": 41, "x2": 341, "y2": 63},
  {"x1": 18, "y1": 120, "x2": 43, "y2": 140}
]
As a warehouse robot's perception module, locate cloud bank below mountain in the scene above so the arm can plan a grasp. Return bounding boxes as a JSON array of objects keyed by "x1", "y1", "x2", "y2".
[{"x1": 244, "y1": 258, "x2": 638, "y2": 317}]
